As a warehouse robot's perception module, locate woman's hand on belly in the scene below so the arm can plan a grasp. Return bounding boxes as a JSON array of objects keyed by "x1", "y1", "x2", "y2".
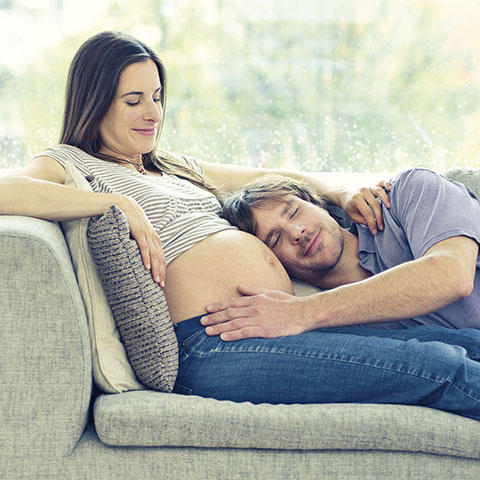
[
  {"x1": 118, "y1": 195, "x2": 166, "y2": 286},
  {"x1": 201, "y1": 285, "x2": 310, "y2": 340},
  {"x1": 163, "y1": 230, "x2": 294, "y2": 322}
]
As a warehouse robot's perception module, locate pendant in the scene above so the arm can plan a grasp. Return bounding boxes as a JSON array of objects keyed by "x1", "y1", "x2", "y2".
[{"x1": 135, "y1": 163, "x2": 147, "y2": 175}]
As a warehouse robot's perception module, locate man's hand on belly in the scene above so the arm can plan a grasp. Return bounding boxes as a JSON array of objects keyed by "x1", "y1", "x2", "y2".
[{"x1": 201, "y1": 285, "x2": 311, "y2": 341}]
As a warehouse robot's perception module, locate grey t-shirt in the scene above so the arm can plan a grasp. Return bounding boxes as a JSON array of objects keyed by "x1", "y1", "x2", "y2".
[{"x1": 351, "y1": 168, "x2": 480, "y2": 329}]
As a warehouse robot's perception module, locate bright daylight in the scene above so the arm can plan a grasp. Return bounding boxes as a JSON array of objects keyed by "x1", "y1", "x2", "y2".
[
  {"x1": 1, "y1": 0, "x2": 479, "y2": 172},
  {"x1": 3, "y1": 2, "x2": 480, "y2": 479}
]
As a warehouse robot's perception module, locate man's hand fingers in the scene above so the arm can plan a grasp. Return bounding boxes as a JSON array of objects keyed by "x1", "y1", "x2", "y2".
[
  {"x1": 203, "y1": 315, "x2": 248, "y2": 333},
  {"x1": 354, "y1": 186, "x2": 390, "y2": 234},
  {"x1": 220, "y1": 326, "x2": 266, "y2": 341},
  {"x1": 236, "y1": 284, "x2": 269, "y2": 296},
  {"x1": 206, "y1": 296, "x2": 251, "y2": 314},
  {"x1": 204, "y1": 317, "x2": 267, "y2": 341},
  {"x1": 366, "y1": 189, "x2": 384, "y2": 231}
]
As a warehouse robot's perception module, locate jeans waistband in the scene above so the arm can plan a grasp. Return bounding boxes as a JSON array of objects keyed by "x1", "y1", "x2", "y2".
[{"x1": 173, "y1": 314, "x2": 205, "y2": 343}]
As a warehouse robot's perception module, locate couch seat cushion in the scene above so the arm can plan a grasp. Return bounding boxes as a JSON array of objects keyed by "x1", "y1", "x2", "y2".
[{"x1": 94, "y1": 390, "x2": 480, "y2": 458}]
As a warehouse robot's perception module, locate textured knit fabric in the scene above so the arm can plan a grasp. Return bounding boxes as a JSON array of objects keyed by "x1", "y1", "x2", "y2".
[
  {"x1": 62, "y1": 162, "x2": 145, "y2": 393},
  {"x1": 351, "y1": 168, "x2": 480, "y2": 329},
  {"x1": 0, "y1": 216, "x2": 91, "y2": 462},
  {"x1": 6, "y1": 179, "x2": 480, "y2": 480},
  {"x1": 36, "y1": 144, "x2": 235, "y2": 391},
  {"x1": 94, "y1": 390, "x2": 480, "y2": 457},
  {"x1": 35, "y1": 144, "x2": 235, "y2": 267},
  {"x1": 87, "y1": 205, "x2": 177, "y2": 392}
]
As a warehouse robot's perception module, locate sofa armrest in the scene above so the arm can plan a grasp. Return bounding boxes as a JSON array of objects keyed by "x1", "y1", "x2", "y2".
[{"x1": 0, "y1": 216, "x2": 92, "y2": 459}]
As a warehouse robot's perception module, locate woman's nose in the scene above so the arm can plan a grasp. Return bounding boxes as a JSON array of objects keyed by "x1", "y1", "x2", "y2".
[{"x1": 144, "y1": 100, "x2": 162, "y2": 123}]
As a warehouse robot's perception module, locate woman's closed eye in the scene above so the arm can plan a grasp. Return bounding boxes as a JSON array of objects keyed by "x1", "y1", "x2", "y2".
[
  {"x1": 126, "y1": 94, "x2": 161, "y2": 107},
  {"x1": 289, "y1": 207, "x2": 298, "y2": 219}
]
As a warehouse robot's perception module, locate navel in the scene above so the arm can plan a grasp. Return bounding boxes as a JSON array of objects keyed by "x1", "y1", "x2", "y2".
[{"x1": 265, "y1": 253, "x2": 276, "y2": 265}]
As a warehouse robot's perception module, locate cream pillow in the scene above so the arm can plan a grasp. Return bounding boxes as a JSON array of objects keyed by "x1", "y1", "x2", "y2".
[{"x1": 61, "y1": 162, "x2": 145, "y2": 392}]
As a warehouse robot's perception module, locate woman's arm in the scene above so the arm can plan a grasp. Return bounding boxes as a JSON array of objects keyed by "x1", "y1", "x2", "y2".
[
  {"x1": 0, "y1": 156, "x2": 166, "y2": 286},
  {"x1": 1, "y1": 156, "x2": 122, "y2": 220},
  {"x1": 199, "y1": 160, "x2": 390, "y2": 234}
]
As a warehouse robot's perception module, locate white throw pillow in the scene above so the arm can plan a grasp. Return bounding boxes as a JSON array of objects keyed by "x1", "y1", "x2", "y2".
[{"x1": 61, "y1": 162, "x2": 145, "y2": 392}]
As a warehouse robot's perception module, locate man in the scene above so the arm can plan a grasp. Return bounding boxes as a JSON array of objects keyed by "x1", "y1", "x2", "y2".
[{"x1": 201, "y1": 168, "x2": 480, "y2": 340}]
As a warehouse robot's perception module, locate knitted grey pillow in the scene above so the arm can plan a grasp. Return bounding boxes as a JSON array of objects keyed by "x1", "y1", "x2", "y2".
[{"x1": 87, "y1": 205, "x2": 178, "y2": 392}]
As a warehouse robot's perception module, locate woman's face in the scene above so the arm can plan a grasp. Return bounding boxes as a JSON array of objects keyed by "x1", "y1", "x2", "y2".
[{"x1": 99, "y1": 59, "x2": 163, "y2": 162}]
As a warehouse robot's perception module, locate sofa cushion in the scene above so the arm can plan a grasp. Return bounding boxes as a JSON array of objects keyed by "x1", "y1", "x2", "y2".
[
  {"x1": 87, "y1": 205, "x2": 178, "y2": 392},
  {"x1": 61, "y1": 162, "x2": 145, "y2": 393},
  {"x1": 94, "y1": 390, "x2": 480, "y2": 459},
  {"x1": 444, "y1": 167, "x2": 480, "y2": 197}
]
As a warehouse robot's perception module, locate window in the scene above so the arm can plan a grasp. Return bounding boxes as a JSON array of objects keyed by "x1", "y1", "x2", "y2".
[{"x1": 1, "y1": 0, "x2": 479, "y2": 172}]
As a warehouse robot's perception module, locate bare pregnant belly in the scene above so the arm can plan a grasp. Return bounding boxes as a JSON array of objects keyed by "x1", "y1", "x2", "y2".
[{"x1": 163, "y1": 229, "x2": 293, "y2": 323}]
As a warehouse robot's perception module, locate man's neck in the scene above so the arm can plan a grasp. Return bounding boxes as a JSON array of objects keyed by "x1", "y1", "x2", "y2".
[{"x1": 312, "y1": 229, "x2": 371, "y2": 289}]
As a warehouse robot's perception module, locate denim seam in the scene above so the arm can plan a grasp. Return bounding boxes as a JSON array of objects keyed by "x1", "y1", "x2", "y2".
[
  {"x1": 187, "y1": 345, "x2": 480, "y2": 402},
  {"x1": 179, "y1": 329, "x2": 205, "y2": 346},
  {"x1": 448, "y1": 379, "x2": 480, "y2": 404},
  {"x1": 318, "y1": 356, "x2": 480, "y2": 404}
]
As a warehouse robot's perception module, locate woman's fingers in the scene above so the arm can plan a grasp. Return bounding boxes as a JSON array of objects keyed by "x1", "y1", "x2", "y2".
[
  {"x1": 123, "y1": 196, "x2": 166, "y2": 287},
  {"x1": 344, "y1": 181, "x2": 391, "y2": 235},
  {"x1": 130, "y1": 227, "x2": 166, "y2": 286},
  {"x1": 375, "y1": 181, "x2": 391, "y2": 206},
  {"x1": 148, "y1": 234, "x2": 166, "y2": 287}
]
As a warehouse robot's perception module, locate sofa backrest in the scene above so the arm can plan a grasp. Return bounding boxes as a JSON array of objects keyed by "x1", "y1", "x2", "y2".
[{"x1": 444, "y1": 167, "x2": 480, "y2": 198}]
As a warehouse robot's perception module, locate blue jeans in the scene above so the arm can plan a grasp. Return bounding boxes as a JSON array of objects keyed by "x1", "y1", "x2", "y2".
[{"x1": 173, "y1": 317, "x2": 480, "y2": 420}]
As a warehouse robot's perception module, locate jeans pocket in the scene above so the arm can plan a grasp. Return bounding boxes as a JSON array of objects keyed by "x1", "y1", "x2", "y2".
[
  {"x1": 173, "y1": 382, "x2": 193, "y2": 395},
  {"x1": 180, "y1": 328, "x2": 217, "y2": 355}
]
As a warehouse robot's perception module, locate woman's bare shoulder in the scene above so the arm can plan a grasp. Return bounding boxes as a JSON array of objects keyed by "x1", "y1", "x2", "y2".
[{"x1": 13, "y1": 155, "x2": 67, "y2": 184}]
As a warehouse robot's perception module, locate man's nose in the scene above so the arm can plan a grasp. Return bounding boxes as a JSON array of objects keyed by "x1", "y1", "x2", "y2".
[{"x1": 289, "y1": 225, "x2": 306, "y2": 244}]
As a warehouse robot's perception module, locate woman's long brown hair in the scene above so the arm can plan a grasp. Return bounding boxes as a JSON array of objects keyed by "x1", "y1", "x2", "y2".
[{"x1": 60, "y1": 30, "x2": 215, "y2": 193}]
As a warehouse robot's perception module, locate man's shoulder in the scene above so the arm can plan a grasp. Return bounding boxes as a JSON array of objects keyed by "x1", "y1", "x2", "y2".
[
  {"x1": 388, "y1": 168, "x2": 448, "y2": 207},
  {"x1": 384, "y1": 169, "x2": 449, "y2": 224},
  {"x1": 390, "y1": 168, "x2": 442, "y2": 187}
]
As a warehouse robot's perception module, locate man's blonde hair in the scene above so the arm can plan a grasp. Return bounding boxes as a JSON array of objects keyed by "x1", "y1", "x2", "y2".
[{"x1": 222, "y1": 174, "x2": 327, "y2": 234}]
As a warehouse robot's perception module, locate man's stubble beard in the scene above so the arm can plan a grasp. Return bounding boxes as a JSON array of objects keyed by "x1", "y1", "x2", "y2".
[{"x1": 288, "y1": 224, "x2": 345, "y2": 283}]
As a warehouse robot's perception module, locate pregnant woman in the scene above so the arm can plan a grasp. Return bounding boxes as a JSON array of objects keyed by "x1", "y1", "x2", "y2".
[{"x1": 3, "y1": 31, "x2": 480, "y2": 422}]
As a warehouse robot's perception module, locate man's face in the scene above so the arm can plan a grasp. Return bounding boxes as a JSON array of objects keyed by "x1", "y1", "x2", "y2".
[{"x1": 251, "y1": 194, "x2": 345, "y2": 282}]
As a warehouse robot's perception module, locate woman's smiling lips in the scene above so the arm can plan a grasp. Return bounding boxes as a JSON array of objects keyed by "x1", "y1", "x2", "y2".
[
  {"x1": 134, "y1": 127, "x2": 156, "y2": 136},
  {"x1": 304, "y1": 231, "x2": 321, "y2": 257}
]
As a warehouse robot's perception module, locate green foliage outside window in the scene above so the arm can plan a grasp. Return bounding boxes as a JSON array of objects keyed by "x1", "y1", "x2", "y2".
[{"x1": 0, "y1": 0, "x2": 479, "y2": 172}]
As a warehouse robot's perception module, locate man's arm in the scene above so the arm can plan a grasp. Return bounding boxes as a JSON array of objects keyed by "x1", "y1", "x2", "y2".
[
  {"x1": 199, "y1": 160, "x2": 390, "y2": 234},
  {"x1": 201, "y1": 235, "x2": 478, "y2": 340}
]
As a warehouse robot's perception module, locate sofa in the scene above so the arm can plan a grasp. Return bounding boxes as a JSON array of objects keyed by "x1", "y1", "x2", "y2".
[{"x1": 2, "y1": 167, "x2": 480, "y2": 480}]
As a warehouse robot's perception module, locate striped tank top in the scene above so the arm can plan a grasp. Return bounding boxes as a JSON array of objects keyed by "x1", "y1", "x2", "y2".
[{"x1": 35, "y1": 144, "x2": 235, "y2": 266}]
